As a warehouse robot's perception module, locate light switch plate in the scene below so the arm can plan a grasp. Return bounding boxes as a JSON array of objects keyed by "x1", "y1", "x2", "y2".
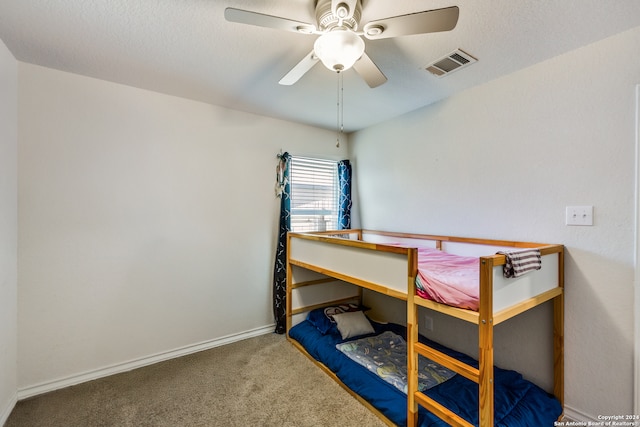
[{"x1": 566, "y1": 206, "x2": 593, "y2": 226}]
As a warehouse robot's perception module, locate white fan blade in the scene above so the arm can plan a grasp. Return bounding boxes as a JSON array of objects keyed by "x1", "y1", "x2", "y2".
[
  {"x1": 363, "y1": 6, "x2": 459, "y2": 40},
  {"x1": 279, "y1": 51, "x2": 320, "y2": 85},
  {"x1": 224, "y1": 8, "x2": 316, "y2": 33},
  {"x1": 353, "y1": 53, "x2": 387, "y2": 88}
]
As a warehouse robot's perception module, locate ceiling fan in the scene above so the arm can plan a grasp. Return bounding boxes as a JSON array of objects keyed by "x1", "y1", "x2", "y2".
[{"x1": 224, "y1": 0, "x2": 459, "y2": 88}]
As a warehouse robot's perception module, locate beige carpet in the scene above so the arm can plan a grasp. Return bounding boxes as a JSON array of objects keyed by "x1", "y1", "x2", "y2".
[{"x1": 6, "y1": 333, "x2": 388, "y2": 427}]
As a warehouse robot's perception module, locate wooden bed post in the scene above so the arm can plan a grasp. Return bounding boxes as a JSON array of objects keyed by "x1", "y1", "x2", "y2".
[
  {"x1": 478, "y1": 257, "x2": 495, "y2": 427},
  {"x1": 554, "y1": 249, "x2": 565, "y2": 407},
  {"x1": 407, "y1": 247, "x2": 419, "y2": 427}
]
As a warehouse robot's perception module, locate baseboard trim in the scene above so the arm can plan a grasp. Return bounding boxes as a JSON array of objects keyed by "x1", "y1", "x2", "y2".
[
  {"x1": 0, "y1": 392, "x2": 17, "y2": 426},
  {"x1": 17, "y1": 324, "x2": 275, "y2": 400},
  {"x1": 563, "y1": 404, "x2": 598, "y2": 423}
]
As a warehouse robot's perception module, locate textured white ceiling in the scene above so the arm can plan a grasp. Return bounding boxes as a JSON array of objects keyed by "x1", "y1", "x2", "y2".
[{"x1": 1, "y1": 0, "x2": 640, "y2": 132}]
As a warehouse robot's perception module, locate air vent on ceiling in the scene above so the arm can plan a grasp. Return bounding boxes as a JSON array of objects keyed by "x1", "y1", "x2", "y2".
[{"x1": 424, "y1": 49, "x2": 477, "y2": 77}]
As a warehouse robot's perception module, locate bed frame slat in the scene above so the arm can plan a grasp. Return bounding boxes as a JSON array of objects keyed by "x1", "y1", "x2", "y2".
[
  {"x1": 414, "y1": 298, "x2": 480, "y2": 323},
  {"x1": 414, "y1": 342, "x2": 480, "y2": 383},
  {"x1": 289, "y1": 258, "x2": 408, "y2": 300},
  {"x1": 414, "y1": 391, "x2": 475, "y2": 427}
]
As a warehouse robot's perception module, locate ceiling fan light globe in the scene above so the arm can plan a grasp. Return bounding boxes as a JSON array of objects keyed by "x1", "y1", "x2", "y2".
[{"x1": 313, "y1": 29, "x2": 365, "y2": 72}]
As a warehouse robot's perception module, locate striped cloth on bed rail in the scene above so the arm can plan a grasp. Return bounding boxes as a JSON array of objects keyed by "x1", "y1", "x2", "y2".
[{"x1": 496, "y1": 249, "x2": 542, "y2": 278}]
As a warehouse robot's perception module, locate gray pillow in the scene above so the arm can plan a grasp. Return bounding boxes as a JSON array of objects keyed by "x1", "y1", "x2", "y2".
[{"x1": 333, "y1": 310, "x2": 375, "y2": 339}]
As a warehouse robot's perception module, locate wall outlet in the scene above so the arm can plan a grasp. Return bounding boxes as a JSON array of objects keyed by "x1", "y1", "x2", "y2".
[
  {"x1": 565, "y1": 206, "x2": 593, "y2": 226},
  {"x1": 424, "y1": 316, "x2": 433, "y2": 331}
]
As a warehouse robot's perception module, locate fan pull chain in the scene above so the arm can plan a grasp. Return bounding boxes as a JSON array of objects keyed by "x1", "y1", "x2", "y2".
[{"x1": 336, "y1": 71, "x2": 344, "y2": 148}]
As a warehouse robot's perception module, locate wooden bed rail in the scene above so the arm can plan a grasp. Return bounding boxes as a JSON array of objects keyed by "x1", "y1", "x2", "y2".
[
  {"x1": 292, "y1": 228, "x2": 563, "y2": 253},
  {"x1": 361, "y1": 229, "x2": 560, "y2": 250}
]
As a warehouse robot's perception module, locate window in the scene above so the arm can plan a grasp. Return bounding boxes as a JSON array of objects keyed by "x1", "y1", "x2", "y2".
[{"x1": 289, "y1": 156, "x2": 339, "y2": 232}]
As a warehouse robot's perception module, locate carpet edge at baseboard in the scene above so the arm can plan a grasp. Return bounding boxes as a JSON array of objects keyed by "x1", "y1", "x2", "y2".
[{"x1": 16, "y1": 324, "x2": 275, "y2": 400}]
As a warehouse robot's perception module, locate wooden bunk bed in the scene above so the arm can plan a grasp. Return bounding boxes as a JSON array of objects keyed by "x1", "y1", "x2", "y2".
[{"x1": 285, "y1": 229, "x2": 564, "y2": 427}]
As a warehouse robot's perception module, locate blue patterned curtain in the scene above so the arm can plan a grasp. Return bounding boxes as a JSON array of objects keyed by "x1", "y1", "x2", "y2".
[
  {"x1": 273, "y1": 152, "x2": 291, "y2": 334},
  {"x1": 337, "y1": 159, "x2": 352, "y2": 230}
]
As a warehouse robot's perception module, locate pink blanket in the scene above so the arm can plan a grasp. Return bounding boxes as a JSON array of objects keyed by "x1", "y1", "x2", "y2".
[{"x1": 414, "y1": 247, "x2": 480, "y2": 311}]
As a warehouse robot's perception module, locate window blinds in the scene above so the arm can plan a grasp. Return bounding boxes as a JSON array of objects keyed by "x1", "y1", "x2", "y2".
[{"x1": 289, "y1": 156, "x2": 339, "y2": 232}]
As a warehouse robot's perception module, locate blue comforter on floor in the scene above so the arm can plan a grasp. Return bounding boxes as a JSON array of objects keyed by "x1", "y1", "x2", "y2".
[{"x1": 288, "y1": 320, "x2": 562, "y2": 427}]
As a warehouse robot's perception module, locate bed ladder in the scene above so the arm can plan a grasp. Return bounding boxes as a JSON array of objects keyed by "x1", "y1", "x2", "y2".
[{"x1": 407, "y1": 256, "x2": 495, "y2": 427}]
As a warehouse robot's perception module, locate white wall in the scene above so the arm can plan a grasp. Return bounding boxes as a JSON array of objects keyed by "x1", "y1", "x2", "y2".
[
  {"x1": 17, "y1": 63, "x2": 347, "y2": 395},
  {"x1": 350, "y1": 26, "x2": 640, "y2": 420},
  {"x1": 0, "y1": 38, "x2": 18, "y2": 424}
]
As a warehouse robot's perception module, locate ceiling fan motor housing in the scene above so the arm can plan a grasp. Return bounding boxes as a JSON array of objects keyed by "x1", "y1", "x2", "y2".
[{"x1": 316, "y1": 0, "x2": 362, "y2": 31}]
